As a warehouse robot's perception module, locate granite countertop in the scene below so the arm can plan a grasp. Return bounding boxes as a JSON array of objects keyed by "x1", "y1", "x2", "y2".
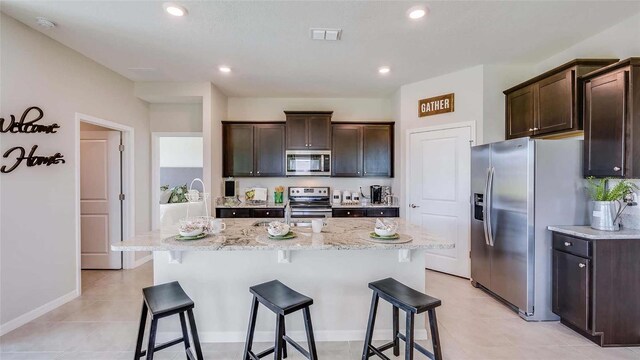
[
  {"x1": 331, "y1": 203, "x2": 400, "y2": 209},
  {"x1": 548, "y1": 225, "x2": 640, "y2": 240},
  {"x1": 113, "y1": 218, "x2": 453, "y2": 252}
]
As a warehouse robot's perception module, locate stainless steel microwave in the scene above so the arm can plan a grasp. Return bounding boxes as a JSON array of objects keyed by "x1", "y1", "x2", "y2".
[{"x1": 286, "y1": 150, "x2": 331, "y2": 176}]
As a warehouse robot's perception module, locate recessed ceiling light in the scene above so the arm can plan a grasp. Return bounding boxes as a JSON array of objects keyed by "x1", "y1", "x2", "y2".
[
  {"x1": 378, "y1": 66, "x2": 391, "y2": 74},
  {"x1": 35, "y1": 17, "x2": 56, "y2": 29},
  {"x1": 219, "y1": 66, "x2": 232, "y2": 73},
  {"x1": 163, "y1": 3, "x2": 188, "y2": 17},
  {"x1": 407, "y1": 6, "x2": 428, "y2": 20}
]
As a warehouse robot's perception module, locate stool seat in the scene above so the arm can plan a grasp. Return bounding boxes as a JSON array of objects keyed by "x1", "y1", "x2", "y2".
[
  {"x1": 143, "y1": 281, "x2": 194, "y2": 315},
  {"x1": 369, "y1": 277, "x2": 441, "y2": 313},
  {"x1": 250, "y1": 280, "x2": 313, "y2": 315}
]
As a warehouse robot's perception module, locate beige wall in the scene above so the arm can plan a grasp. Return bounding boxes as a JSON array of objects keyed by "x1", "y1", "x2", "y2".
[
  {"x1": 0, "y1": 14, "x2": 150, "y2": 330},
  {"x1": 150, "y1": 103, "x2": 203, "y2": 133}
]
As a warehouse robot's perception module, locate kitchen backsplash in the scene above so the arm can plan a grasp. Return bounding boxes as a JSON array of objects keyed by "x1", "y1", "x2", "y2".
[{"x1": 221, "y1": 177, "x2": 395, "y2": 203}]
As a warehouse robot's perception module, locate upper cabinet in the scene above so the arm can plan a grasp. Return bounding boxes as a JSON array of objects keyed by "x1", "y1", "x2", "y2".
[
  {"x1": 505, "y1": 59, "x2": 618, "y2": 139},
  {"x1": 222, "y1": 122, "x2": 285, "y2": 177},
  {"x1": 332, "y1": 123, "x2": 394, "y2": 178},
  {"x1": 582, "y1": 58, "x2": 640, "y2": 178},
  {"x1": 285, "y1": 111, "x2": 332, "y2": 150}
]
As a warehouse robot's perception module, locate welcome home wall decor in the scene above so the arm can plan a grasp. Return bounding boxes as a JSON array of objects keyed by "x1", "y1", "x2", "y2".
[{"x1": 0, "y1": 106, "x2": 65, "y2": 174}]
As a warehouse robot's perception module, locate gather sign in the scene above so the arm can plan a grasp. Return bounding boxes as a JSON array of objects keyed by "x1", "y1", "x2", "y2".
[
  {"x1": 418, "y1": 93, "x2": 455, "y2": 117},
  {"x1": 0, "y1": 106, "x2": 65, "y2": 174}
]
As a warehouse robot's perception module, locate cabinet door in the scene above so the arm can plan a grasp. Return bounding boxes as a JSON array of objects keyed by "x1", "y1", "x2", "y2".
[
  {"x1": 332, "y1": 125, "x2": 363, "y2": 177},
  {"x1": 254, "y1": 124, "x2": 285, "y2": 177},
  {"x1": 584, "y1": 70, "x2": 627, "y2": 177},
  {"x1": 216, "y1": 208, "x2": 252, "y2": 218},
  {"x1": 537, "y1": 70, "x2": 574, "y2": 135},
  {"x1": 363, "y1": 125, "x2": 393, "y2": 177},
  {"x1": 553, "y1": 250, "x2": 590, "y2": 331},
  {"x1": 506, "y1": 84, "x2": 536, "y2": 139},
  {"x1": 286, "y1": 116, "x2": 308, "y2": 150},
  {"x1": 223, "y1": 124, "x2": 254, "y2": 177},
  {"x1": 307, "y1": 115, "x2": 332, "y2": 150}
]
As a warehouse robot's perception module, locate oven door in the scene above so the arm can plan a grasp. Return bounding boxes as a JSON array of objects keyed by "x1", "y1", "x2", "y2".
[
  {"x1": 286, "y1": 150, "x2": 331, "y2": 176},
  {"x1": 291, "y1": 208, "x2": 332, "y2": 218}
]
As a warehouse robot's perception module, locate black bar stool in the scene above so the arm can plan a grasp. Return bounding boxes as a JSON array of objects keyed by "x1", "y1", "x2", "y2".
[
  {"x1": 134, "y1": 281, "x2": 203, "y2": 360},
  {"x1": 362, "y1": 278, "x2": 442, "y2": 360},
  {"x1": 243, "y1": 280, "x2": 319, "y2": 360}
]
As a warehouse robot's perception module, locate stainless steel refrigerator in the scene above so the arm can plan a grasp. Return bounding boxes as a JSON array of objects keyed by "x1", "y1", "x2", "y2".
[{"x1": 471, "y1": 137, "x2": 588, "y2": 321}]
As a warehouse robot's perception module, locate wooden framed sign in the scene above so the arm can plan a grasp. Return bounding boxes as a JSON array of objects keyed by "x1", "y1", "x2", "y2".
[{"x1": 418, "y1": 93, "x2": 455, "y2": 117}]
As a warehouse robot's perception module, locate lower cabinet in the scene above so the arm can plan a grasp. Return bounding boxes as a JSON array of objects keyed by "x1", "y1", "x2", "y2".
[
  {"x1": 216, "y1": 208, "x2": 284, "y2": 219},
  {"x1": 551, "y1": 232, "x2": 640, "y2": 346},
  {"x1": 332, "y1": 208, "x2": 399, "y2": 218}
]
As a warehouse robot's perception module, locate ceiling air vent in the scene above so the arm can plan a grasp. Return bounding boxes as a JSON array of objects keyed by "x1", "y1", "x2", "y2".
[{"x1": 310, "y1": 28, "x2": 342, "y2": 41}]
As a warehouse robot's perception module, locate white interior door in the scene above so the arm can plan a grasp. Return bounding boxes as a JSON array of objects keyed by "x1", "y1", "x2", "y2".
[
  {"x1": 80, "y1": 131, "x2": 122, "y2": 269},
  {"x1": 408, "y1": 125, "x2": 472, "y2": 277}
]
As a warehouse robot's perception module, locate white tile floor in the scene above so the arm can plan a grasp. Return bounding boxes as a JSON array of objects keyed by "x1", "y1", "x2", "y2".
[{"x1": 1, "y1": 261, "x2": 639, "y2": 359}]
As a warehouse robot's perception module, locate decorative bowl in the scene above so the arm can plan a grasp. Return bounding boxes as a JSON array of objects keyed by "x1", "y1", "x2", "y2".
[
  {"x1": 267, "y1": 221, "x2": 291, "y2": 236},
  {"x1": 178, "y1": 224, "x2": 204, "y2": 237},
  {"x1": 374, "y1": 218, "x2": 398, "y2": 237}
]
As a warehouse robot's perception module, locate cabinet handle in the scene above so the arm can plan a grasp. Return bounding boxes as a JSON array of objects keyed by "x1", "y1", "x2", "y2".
[
  {"x1": 533, "y1": 127, "x2": 539, "y2": 131},
  {"x1": 578, "y1": 263, "x2": 586, "y2": 268},
  {"x1": 257, "y1": 171, "x2": 260, "y2": 174},
  {"x1": 380, "y1": 212, "x2": 384, "y2": 215},
  {"x1": 309, "y1": 143, "x2": 312, "y2": 147},
  {"x1": 347, "y1": 211, "x2": 351, "y2": 215},
  {"x1": 266, "y1": 212, "x2": 269, "y2": 215},
  {"x1": 529, "y1": 128, "x2": 534, "y2": 131},
  {"x1": 232, "y1": 212, "x2": 236, "y2": 215},
  {"x1": 250, "y1": 171, "x2": 253, "y2": 174},
  {"x1": 614, "y1": 166, "x2": 621, "y2": 171},
  {"x1": 564, "y1": 241, "x2": 572, "y2": 247}
]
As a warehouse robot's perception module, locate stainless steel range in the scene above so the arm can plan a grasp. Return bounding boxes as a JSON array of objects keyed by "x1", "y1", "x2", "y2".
[{"x1": 288, "y1": 186, "x2": 332, "y2": 218}]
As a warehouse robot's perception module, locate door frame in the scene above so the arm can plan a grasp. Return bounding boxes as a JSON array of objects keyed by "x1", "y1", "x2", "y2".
[
  {"x1": 74, "y1": 113, "x2": 135, "y2": 293},
  {"x1": 405, "y1": 121, "x2": 477, "y2": 275},
  {"x1": 151, "y1": 132, "x2": 203, "y2": 230}
]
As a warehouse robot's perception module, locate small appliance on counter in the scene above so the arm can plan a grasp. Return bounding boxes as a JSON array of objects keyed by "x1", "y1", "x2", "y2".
[
  {"x1": 332, "y1": 190, "x2": 342, "y2": 205},
  {"x1": 224, "y1": 178, "x2": 237, "y2": 198},
  {"x1": 370, "y1": 185, "x2": 382, "y2": 204},
  {"x1": 382, "y1": 186, "x2": 392, "y2": 205}
]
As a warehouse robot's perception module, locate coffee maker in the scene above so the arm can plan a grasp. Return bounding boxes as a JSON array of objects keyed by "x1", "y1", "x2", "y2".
[{"x1": 370, "y1": 185, "x2": 382, "y2": 204}]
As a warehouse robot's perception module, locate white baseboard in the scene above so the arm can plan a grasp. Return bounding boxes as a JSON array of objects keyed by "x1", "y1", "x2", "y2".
[
  {"x1": 157, "y1": 328, "x2": 428, "y2": 343},
  {"x1": 131, "y1": 254, "x2": 153, "y2": 268},
  {"x1": 0, "y1": 289, "x2": 79, "y2": 336}
]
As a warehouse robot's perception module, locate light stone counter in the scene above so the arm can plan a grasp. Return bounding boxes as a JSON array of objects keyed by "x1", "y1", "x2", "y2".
[
  {"x1": 548, "y1": 225, "x2": 640, "y2": 240},
  {"x1": 113, "y1": 218, "x2": 452, "y2": 252},
  {"x1": 113, "y1": 218, "x2": 453, "y2": 343},
  {"x1": 331, "y1": 203, "x2": 400, "y2": 208}
]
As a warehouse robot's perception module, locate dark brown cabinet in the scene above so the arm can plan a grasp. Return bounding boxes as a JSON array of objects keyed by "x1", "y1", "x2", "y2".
[
  {"x1": 332, "y1": 123, "x2": 394, "y2": 178},
  {"x1": 215, "y1": 208, "x2": 283, "y2": 218},
  {"x1": 332, "y1": 207, "x2": 399, "y2": 218},
  {"x1": 505, "y1": 59, "x2": 618, "y2": 139},
  {"x1": 222, "y1": 122, "x2": 285, "y2": 177},
  {"x1": 551, "y1": 231, "x2": 640, "y2": 347},
  {"x1": 582, "y1": 58, "x2": 640, "y2": 178},
  {"x1": 284, "y1": 111, "x2": 332, "y2": 150}
]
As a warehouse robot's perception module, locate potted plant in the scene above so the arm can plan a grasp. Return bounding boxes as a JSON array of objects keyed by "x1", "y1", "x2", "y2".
[{"x1": 586, "y1": 177, "x2": 638, "y2": 231}]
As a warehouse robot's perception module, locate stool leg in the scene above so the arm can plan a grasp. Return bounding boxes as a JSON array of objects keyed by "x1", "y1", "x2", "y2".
[
  {"x1": 134, "y1": 301, "x2": 147, "y2": 360},
  {"x1": 187, "y1": 309, "x2": 204, "y2": 360},
  {"x1": 243, "y1": 296, "x2": 259, "y2": 360},
  {"x1": 303, "y1": 307, "x2": 318, "y2": 360},
  {"x1": 274, "y1": 314, "x2": 284, "y2": 360},
  {"x1": 392, "y1": 305, "x2": 400, "y2": 356},
  {"x1": 179, "y1": 311, "x2": 191, "y2": 358},
  {"x1": 146, "y1": 317, "x2": 158, "y2": 360},
  {"x1": 281, "y1": 315, "x2": 288, "y2": 359},
  {"x1": 405, "y1": 312, "x2": 415, "y2": 360},
  {"x1": 361, "y1": 292, "x2": 379, "y2": 360},
  {"x1": 428, "y1": 309, "x2": 443, "y2": 360}
]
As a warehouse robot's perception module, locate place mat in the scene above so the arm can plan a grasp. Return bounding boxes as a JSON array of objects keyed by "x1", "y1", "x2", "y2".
[
  {"x1": 175, "y1": 233, "x2": 207, "y2": 241},
  {"x1": 358, "y1": 231, "x2": 413, "y2": 244},
  {"x1": 255, "y1": 233, "x2": 305, "y2": 246}
]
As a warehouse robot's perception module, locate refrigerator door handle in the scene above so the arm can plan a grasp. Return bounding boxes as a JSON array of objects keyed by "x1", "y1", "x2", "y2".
[
  {"x1": 483, "y1": 168, "x2": 491, "y2": 246},
  {"x1": 486, "y1": 167, "x2": 495, "y2": 246}
]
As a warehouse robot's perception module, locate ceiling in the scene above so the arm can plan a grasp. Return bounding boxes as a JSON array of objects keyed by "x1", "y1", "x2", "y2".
[{"x1": 2, "y1": 1, "x2": 639, "y2": 97}]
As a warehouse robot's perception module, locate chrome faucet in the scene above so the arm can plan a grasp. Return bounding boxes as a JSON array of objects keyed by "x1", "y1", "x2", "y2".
[{"x1": 284, "y1": 201, "x2": 291, "y2": 225}]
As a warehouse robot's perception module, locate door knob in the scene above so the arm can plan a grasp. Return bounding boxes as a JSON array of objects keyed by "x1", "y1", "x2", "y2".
[
  {"x1": 410, "y1": 204, "x2": 420, "y2": 208},
  {"x1": 578, "y1": 263, "x2": 586, "y2": 268},
  {"x1": 614, "y1": 166, "x2": 621, "y2": 171}
]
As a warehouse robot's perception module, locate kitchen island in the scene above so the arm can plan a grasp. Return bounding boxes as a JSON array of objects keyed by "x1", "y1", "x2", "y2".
[{"x1": 113, "y1": 218, "x2": 453, "y2": 343}]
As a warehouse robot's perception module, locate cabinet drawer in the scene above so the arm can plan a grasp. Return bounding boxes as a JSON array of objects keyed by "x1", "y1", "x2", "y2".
[
  {"x1": 553, "y1": 233, "x2": 590, "y2": 258},
  {"x1": 332, "y1": 209, "x2": 366, "y2": 217},
  {"x1": 217, "y1": 208, "x2": 252, "y2": 218},
  {"x1": 252, "y1": 209, "x2": 284, "y2": 218},
  {"x1": 366, "y1": 208, "x2": 399, "y2": 217}
]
